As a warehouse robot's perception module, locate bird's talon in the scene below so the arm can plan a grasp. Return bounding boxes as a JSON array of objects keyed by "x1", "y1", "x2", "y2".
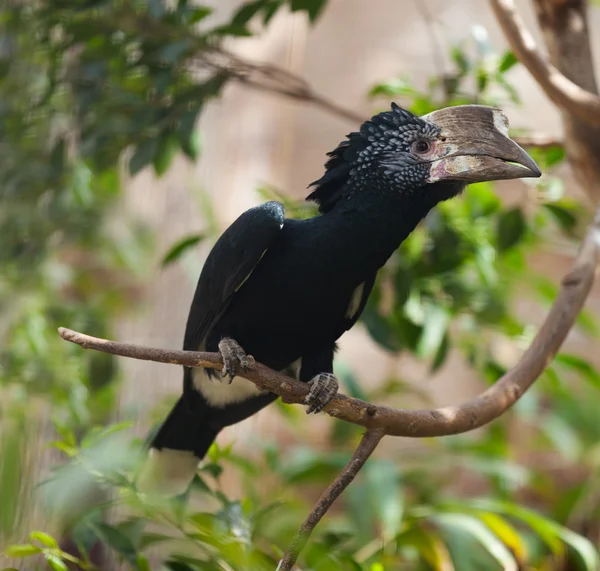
[
  {"x1": 304, "y1": 373, "x2": 339, "y2": 414},
  {"x1": 218, "y1": 337, "x2": 251, "y2": 382}
]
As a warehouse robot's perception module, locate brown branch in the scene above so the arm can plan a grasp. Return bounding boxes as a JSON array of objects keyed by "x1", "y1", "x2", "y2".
[
  {"x1": 490, "y1": 0, "x2": 600, "y2": 126},
  {"x1": 276, "y1": 428, "x2": 385, "y2": 571},
  {"x1": 57, "y1": 202, "x2": 600, "y2": 437}
]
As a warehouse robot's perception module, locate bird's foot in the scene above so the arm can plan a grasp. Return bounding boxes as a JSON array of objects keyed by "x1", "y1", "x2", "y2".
[
  {"x1": 304, "y1": 373, "x2": 339, "y2": 414},
  {"x1": 218, "y1": 337, "x2": 255, "y2": 383}
]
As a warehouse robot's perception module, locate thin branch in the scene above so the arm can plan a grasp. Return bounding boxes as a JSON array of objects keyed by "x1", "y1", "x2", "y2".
[
  {"x1": 276, "y1": 428, "x2": 385, "y2": 571},
  {"x1": 58, "y1": 200, "x2": 600, "y2": 438},
  {"x1": 412, "y1": 0, "x2": 447, "y2": 85},
  {"x1": 510, "y1": 134, "x2": 562, "y2": 149},
  {"x1": 490, "y1": 0, "x2": 600, "y2": 126}
]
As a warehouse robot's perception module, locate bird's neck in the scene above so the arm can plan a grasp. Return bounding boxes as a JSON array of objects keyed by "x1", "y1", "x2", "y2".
[{"x1": 316, "y1": 186, "x2": 449, "y2": 272}]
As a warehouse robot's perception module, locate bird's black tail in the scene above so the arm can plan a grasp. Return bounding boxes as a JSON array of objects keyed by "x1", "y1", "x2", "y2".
[{"x1": 137, "y1": 393, "x2": 218, "y2": 496}]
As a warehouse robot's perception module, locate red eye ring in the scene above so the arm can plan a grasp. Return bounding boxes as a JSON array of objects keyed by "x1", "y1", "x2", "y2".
[{"x1": 413, "y1": 140, "x2": 431, "y2": 154}]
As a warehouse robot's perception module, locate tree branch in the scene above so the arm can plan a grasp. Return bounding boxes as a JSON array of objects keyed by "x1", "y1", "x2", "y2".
[
  {"x1": 58, "y1": 202, "x2": 600, "y2": 437},
  {"x1": 276, "y1": 428, "x2": 385, "y2": 571},
  {"x1": 490, "y1": 0, "x2": 600, "y2": 126}
]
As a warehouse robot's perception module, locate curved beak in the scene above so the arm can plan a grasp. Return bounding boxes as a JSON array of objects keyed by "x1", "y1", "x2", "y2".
[{"x1": 422, "y1": 105, "x2": 542, "y2": 183}]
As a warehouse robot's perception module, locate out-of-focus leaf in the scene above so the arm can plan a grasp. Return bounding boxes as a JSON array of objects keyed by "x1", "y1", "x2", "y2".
[
  {"x1": 29, "y1": 531, "x2": 58, "y2": 548},
  {"x1": 465, "y1": 499, "x2": 563, "y2": 554},
  {"x1": 555, "y1": 353, "x2": 600, "y2": 390},
  {"x1": 499, "y1": 50, "x2": 518, "y2": 73},
  {"x1": 451, "y1": 45, "x2": 471, "y2": 75},
  {"x1": 289, "y1": 0, "x2": 327, "y2": 22},
  {"x1": 560, "y1": 527, "x2": 600, "y2": 571},
  {"x1": 45, "y1": 555, "x2": 68, "y2": 571},
  {"x1": 434, "y1": 513, "x2": 518, "y2": 571},
  {"x1": 479, "y1": 512, "x2": 527, "y2": 563},
  {"x1": 161, "y1": 233, "x2": 205, "y2": 266},
  {"x1": 4, "y1": 544, "x2": 41, "y2": 557},
  {"x1": 211, "y1": 24, "x2": 253, "y2": 36},
  {"x1": 336, "y1": 362, "x2": 368, "y2": 400},
  {"x1": 90, "y1": 522, "x2": 137, "y2": 562},
  {"x1": 232, "y1": 0, "x2": 269, "y2": 25},
  {"x1": 365, "y1": 460, "x2": 403, "y2": 541},
  {"x1": 397, "y1": 525, "x2": 452, "y2": 570},
  {"x1": 129, "y1": 139, "x2": 159, "y2": 176},
  {"x1": 416, "y1": 303, "x2": 450, "y2": 359},
  {"x1": 497, "y1": 208, "x2": 526, "y2": 252},
  {"x1": 543, "y1": 203, "x2": 577, "y2": 233},
  {"x1": 153, "y1": 133, "x2": 179, "y2": 176}
]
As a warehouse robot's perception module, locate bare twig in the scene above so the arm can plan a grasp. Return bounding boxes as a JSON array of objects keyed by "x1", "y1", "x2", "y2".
[
  {"x1": 490, "y1": 0, "x2": 600, "y2": 126},
  {"x1": 412, "y1": 0, "x2": 447, "y2": 84},
  {"x1": 509, "y1": 134, "x2": 562, "y2": 149},
  {"x1": 276, "y1": 428, "x2": 385, "y2": 571}
]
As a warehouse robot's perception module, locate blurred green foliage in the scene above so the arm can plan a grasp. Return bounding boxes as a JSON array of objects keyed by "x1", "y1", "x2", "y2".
[{"x1": 1, "y1": 2, "x2": 600, "y2": 571}]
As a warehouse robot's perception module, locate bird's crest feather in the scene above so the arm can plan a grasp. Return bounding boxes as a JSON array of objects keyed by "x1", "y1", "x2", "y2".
[{"x1": 306, "y1": 103, "x2": 422, "y2": 212}]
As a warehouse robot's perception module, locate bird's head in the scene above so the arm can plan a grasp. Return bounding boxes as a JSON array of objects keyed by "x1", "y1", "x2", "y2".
[{"x1": 307, "y1": 103, "x2": 541, "y2": 212}]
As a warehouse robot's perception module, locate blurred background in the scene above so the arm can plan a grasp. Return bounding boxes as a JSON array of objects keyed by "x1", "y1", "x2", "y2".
[{"x1": 2, "y1": 0, "x2": 600, "y2": 569}]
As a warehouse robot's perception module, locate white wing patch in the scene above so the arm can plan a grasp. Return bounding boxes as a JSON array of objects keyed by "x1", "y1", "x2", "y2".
[
  {"x1": 346, "y1": 282, "x2": 365, "y2": 319},
  {"x1": 193, "y1": 368, "x2": 264, "y2": 407}
]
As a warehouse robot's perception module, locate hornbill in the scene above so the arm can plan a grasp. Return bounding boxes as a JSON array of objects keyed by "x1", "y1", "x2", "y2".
[{"x1": 138, "y1": 104, "x2": 541, "y2": 494}]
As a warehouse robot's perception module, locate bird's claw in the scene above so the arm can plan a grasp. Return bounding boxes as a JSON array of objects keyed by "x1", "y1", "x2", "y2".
[
  {"x1": 218, "y1": 337, "x2": 255, "y2": 383},
  {"x1": 304, "y1": 373, "x2": 339, "y2": 414}
]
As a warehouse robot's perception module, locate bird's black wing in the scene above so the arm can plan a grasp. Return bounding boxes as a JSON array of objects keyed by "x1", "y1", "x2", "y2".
[{"x1": 183, "y1": 201, "x2": 285, "y2": 352}]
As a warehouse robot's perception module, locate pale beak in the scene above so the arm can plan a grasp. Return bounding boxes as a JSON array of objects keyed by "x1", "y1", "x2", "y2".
[{"x1": 422, "y1": 105, "x2": 542, "y2": 183}]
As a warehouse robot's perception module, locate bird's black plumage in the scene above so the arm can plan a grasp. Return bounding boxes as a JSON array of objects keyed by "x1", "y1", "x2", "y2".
[{"x1": 139, "y1": 103, "x2": 541, "y2": 494}]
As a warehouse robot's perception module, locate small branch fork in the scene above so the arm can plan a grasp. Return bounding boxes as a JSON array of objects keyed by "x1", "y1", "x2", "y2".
[
  {"x1": 490, "y1": 0, "x2": 600, "y2": 126},
  {"x1": 58, "y1": 205, "x2": 600, "y2": 569}
]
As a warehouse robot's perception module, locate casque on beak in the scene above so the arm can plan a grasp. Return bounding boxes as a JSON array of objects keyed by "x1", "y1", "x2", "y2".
[{"x1": 422, "y1": 105, "x2": 542, "y2": 183}]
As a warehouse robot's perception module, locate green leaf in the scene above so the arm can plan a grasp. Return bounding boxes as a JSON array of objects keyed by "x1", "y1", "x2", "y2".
[
  {"x1": 497, "y1": 208, "x2": 526, "y2": 252},
  {"x1": 465, "y1": 499, "x2": 563, "y2": 554},
  {"x1": 129, "y1": 139, "x2": 159, "y2": 176},
  {"x1": 416, "y1": 303, "x2": 450, "y2": 359},
  {"x1": 181, "y1": 130, "x2": 201, "y2": 161},
  {"x1": 189, "y1": 7, "x2": 212, "y2": 23},
  {"x1": 432, "y1": 333, "x2": 450, "y2": 371},
  {"x1": 153, "y1": 133, "x2": 179, "y2": 177},
  {"x1": 451, "y1": 45, "x2": 471, "y2": 75},
  {"x1": 544, "y1": 145, "x2": 566, "y2": 167},
  {"x1": 30, "y1": 531, "x2": 58, "y2": 548},
  {"x1": 560, "y1": 527, "x2": 600, "y2": 571},
  {"x1": 478, "y1": 512, "x2": 527, "y2": 563},
  {"x1": 211, "y1": 24, "x2": 253, "y2": 37},
  {"x1": 161, "y1": 233, "x2": 205, "y2": 266},
  {"x1": 499, "y1": 50, "x2": 518, "y2": 73},
  {"x1": 90, "y1": 522, "x2": 137, "y2": 562},
  {"x1": 434, "y1": 513, "x2": 518, "y2": 571},
  {"x1": 555, "y1": 353, "x2": 600, "y2": 390},
  {"x1": 4, "y1": 544, "x2": 41, "y2": 557},
  {"x1": 289, "y1": 0, "x2": 327, "y2": 22},
  {"x1": 361, "y1": 306, "x2": 402, "y2": 352},
  {"x1": 232, "y1": 0, "x2": 270, "y2": 25},
  {"x1": 543, "y1": 202, "x2": 577, "y2": 233},
  {"x1": 135, "y1": 555, "x2": 151, "y2": 571},
  {"x1": 365, "y1": 460, "x2": 403, "y2": 542},
  {"x1": 45, "y1": 555, "x2": 68, "y2": 571}
]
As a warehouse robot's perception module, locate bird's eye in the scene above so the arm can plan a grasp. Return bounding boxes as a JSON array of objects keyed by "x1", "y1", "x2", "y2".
[{"x1": 412, "y1": 140, "x2": 431, "y2": 154}]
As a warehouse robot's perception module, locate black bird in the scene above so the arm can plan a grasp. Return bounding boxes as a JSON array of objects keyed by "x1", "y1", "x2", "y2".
[{"x1": 138, "y1": 104, "x2": 541, "y2": 494}]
